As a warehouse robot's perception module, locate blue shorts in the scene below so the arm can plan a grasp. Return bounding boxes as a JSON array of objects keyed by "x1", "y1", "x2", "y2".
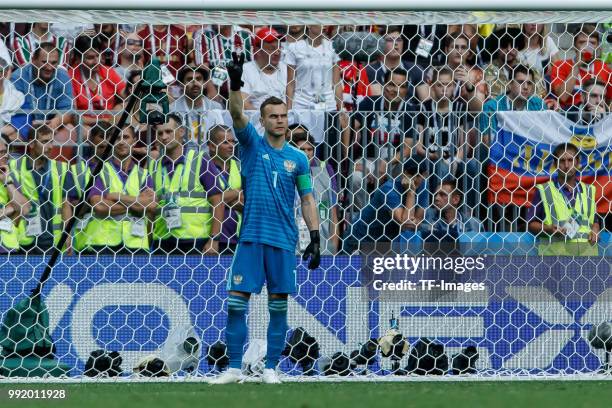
[{"x1": 227, "y1": 242, "x2": 297, "y2": 294}]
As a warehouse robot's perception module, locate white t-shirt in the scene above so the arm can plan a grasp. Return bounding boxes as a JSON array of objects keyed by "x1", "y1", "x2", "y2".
[
  {"x1": 518, "y1": 36, "x2": 560, "y2": 75},
  {"x1": 284, "y1": 39, "x2": 340, "y2": 111},
  {"x1": 241, "y1": 60, "x2": 288, "y2": 111},
  {"x1": 0, "y1": 41, "x2": 11, "y2": 66},
  {"x1": 170, "y1": 96, "x2": 230, "y2": 144}
]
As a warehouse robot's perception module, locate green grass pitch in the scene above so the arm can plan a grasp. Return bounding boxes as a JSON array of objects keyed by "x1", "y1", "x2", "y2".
[{"x1": 1, "y1": 381, "x2": 611, "y2": 408}]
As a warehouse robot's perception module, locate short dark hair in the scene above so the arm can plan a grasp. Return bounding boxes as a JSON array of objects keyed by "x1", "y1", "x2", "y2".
[
  {"x1": 32, "y1": 42, "x2": 59, "y2": 60},
  {"x1": 430, "y1": 66, "x2": 454, "y2": 83},
  {"x1": 290, "y1": 128, "x2": 316, "y2": 148},
  {"x1": 385, "y1": 25, "x2": 404, "y2": 36},
  {"x1": 443, "y1": 31, "x2": 470, "y2": 51},
  {"x1": 165, "y1": 113, "x2": 183, "y2": 127},
  {"x1": 29, "y1": 124, "x2": 53, "y2": 140},
  {"x1": 208, "y1": 124, "x2": 232, "y2": 144},
  {"x1": 573, "y1": 24, "x2": 600, "y2": 45},
  {"x1": 127, "y1": 69, "x2": 142, "y2": 85},
  {"x1": 509, "y1": 64, "x2": 535, "y2": 81},
  {"x1": 440, "y1": 177, "x2": 462, "y2": 201},
  {"x1": 582, "y1": 78, "x2": 607, "y2": 92},
  {"x1": 287, "y1": 123, "x2": 308, "y2": 133},
  {"x1": 177, "y1": 65, "x2": 210, "y2": 84},
  {"x1": 89, "y1": 121, "x2": 112, "y2": 141},
  {"x1": 383, "y1": 68, "x2": 408, "y2": 85},
  {"x1": 552, "y1": 143, "x2": 580, "y2": 162},
  {"x1": 260, "y1": 96, "x2": 286, "y2": 116},
  {"x1": 73, "y1": 35, "x2": 102, "y2": 55}
]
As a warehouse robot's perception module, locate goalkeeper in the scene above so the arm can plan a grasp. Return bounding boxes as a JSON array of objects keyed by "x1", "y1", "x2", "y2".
[{"x1": 210, "y1": 52, "x2": 320, "y2": 385}]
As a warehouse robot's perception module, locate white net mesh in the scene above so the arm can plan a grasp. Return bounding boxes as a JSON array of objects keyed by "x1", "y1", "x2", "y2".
[{"x1": 0, "y1": 7, "x2": 611, "y2": 381}]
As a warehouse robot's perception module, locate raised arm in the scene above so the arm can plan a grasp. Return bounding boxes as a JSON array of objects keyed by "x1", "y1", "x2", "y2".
[{"x1": 227, "y1": 52, "x2": 249, "y2": 130}]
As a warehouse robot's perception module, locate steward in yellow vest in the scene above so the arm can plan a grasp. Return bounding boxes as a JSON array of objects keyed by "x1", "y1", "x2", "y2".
[
  {"x1": 208, "y1": 124, "x2": 242, "y2": 254},
  {"x1": 528, "y1": 143, "x2": 600, "y2": 256},
  {"x1": 85, "y1": 125, "x2": 157, "y2": 254},
  {"x1": 150, "y1": 114, "x2": 224, "y2": 254},
  {"x1": 66, "y1": 122, "x2": 111, "y2": 252},
  {"x1": 0, "y1": 139, "x2": 31, "y2": 252},
  {"x1": 9, "y1": 125, "x2": 69, "y2": 254}
]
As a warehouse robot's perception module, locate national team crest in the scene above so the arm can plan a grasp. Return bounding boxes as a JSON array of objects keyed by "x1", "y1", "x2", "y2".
[
  {"x1": 233, "y1": 275, "x2": 243, "y2": 285},
  {"x1": 284, "y1": 160, "x2": 296, "y2": 173}
]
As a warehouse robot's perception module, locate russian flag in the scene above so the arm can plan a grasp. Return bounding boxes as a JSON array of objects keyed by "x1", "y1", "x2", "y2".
[{"x1": 487, "y1": 111, "x2": 612, "y2": 213}]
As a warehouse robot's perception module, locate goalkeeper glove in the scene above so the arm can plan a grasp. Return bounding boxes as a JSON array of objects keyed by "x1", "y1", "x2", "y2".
[
  {"x1": 302, "y1": 230, "x2": 321, "y2": 270},
  {"x1": 227, "y1": 52, "x2": 245, "y2": 91}
]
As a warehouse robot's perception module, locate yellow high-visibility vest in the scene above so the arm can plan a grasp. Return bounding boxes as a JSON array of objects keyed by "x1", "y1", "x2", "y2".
[{"x1": 537, "y1": 180, "x2": 598, "y2": 256}]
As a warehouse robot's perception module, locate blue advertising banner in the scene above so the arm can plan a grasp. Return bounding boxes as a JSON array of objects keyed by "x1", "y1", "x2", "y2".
[{"x1": 0, "y1": 255, "x2": 610, "y2": 376}]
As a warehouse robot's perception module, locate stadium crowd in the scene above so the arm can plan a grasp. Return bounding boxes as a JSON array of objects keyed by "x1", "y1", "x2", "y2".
[{"x1": 0, "y1": 22, "x2": 610, "y2": 255}]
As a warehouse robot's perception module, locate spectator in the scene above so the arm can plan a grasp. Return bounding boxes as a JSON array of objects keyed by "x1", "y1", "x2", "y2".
[
  {"x1": 0, "y1": 39, "x2": 12, "y2": 67},
  {"x1": 113, "y1": 32, "x2": 144, "y2": 81},
  {"x1": 419, "y1": 178, "x2": 481, "y2": 243},
  {"x1": 348, "y1": 158, "x2": 388, "y2": 212},
  {"x1": 284, "y1": 25, "x2": 305, "y2": 45},
  {"x1": 551, "y1": 25, "x2": 612, "y2": 109},
  {"x1": 528, "y1": 143, "x2": 600, "y2": 256},
  {"x1": 329, "y1": 25, "x2": 372, "y2": 112},
  {"x1": 415, "y1": 67, "x2": 476, "y2": 189},
  {"x1": 285, "y1": 123, "x2": 308, "y2": 142},
  {"x1": 285, "y1": 25, "x2": 342, "y2": 111},
  {"x1": 353, "y1": 68, "x2": 417, "y2": 160},
  {"x1": 9, "y1": 125, "x2": 70, "y2": 254},
  {"x1": 170, "y1": 65, "x2": 224, "y2": 145},
  {"x1": 138, "y1": 24, "x2": 190, "y2": 76},
  {"x1": 0, "y1": 138, "x2": 30, "y2": 253},
  {"x1": 290, "y1": 128, "x2": 340, "y2": 254},
  {"x1": 338, "y1": 57, "x2": 371, "y2": 112},
  {"x1": 241, "y1": 28, "x2": 287, "y2": 111},
  {"x1": 69, "y1": 35, "x2": 127, "y2": 126},
  {"x1": 149, "y1": 114, "x2": 224, "y2": 255},
  {"x1": 86, "y1": 124, "x2": 157, "y2": 254},
  {"x1": 345, "y1": 156, "x2": 428, "y2": 253},
  {"x1": 447, "y1": 24, "x2": 483, "y2": 59},
  {"x1": 193, "y1": 24, "x2": 253, "y2": 102},
  {"x1": 438, "y1": 31, "x2": 486, "y2": 112},
  {"x1": 483, "y1": 28, "x2": 549, "y2": 101},
  {"x1": 480, "y1": 65, "x2": 546, "y2": 144},
  {"x1": 367, "y1": 26, "x2": 427, "y2": 104},
  {"x1": 91, "y1": 24, "x2": 128, "y2": 67},
  {"x1": 565, "y1": 78, "x2": 609, "y2": 125},
  {"x1": 483, "y1": 29, "x2": 523, "y2": 98},
  {"x1": 0, "y1": 57, "x2": 25, "y2": 141},
  {"x1": 207, "y1": 124, "x2": 242, "y2": 254},
  {"x1": 12, "y1": 22, "x2": 69, "y2": 66},
  {"x1": 10, "y1": 42, "x2": 74, "y2": 140},
  {"x1": 402, "y1": 24, "x2": 449, "y2": 67},
  {"x1": 194, "y1": 24, "x2": 253, "y2": 67},
  {"x1": 517, "y1": 24, "x2": 560, "y2": 78},
  {"x1": 65, "y1": 122, "x2": 111, "y2": 253}
]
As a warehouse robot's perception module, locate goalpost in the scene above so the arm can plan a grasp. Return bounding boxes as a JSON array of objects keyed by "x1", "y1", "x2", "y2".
[{"x1": 0, "y1": 0, "x2": 611, "y2": 381}]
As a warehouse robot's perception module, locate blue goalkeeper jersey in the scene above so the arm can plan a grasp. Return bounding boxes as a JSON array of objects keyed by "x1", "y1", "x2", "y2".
[{"x1": 235, "y1": 123, "x2": 312, "y2": 252}]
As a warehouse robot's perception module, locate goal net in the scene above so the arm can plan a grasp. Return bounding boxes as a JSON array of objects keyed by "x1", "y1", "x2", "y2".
[{"x1": 0, "y1": 1, "x2": 611, "y2": 380}]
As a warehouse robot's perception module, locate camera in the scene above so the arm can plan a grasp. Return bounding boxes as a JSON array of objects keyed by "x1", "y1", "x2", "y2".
[{"x1": 139, "y1": 58, "x2": 172, "y2": 125}]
